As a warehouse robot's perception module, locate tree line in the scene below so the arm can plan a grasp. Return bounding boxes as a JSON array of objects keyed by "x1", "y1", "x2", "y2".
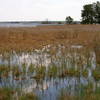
[{"x1": 66, "y1": 1, "x2": 100, "y2": 24}]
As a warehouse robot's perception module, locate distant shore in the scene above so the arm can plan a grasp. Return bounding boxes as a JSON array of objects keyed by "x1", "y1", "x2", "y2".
[
  {"x1": 0, "y1": 21, "x2": 61, "y2": 27},
  {"x1": 0, "y1": 21, "x2": 81, "y2": 27}
]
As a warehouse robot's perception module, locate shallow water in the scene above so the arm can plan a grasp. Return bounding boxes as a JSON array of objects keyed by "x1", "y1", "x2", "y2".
[
  {"x1": 0, "y1": 22, "x2": 64, "y2": 27},
  {"x1": 0, "y1": 45, "x2": 100, "y2": 100},
  {"x1": 0, "y1": 22, "x2": 38, "y2": 27}
]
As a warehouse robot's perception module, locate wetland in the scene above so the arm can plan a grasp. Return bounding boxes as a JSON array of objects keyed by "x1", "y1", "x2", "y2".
[{"x1": 0, "y1": 25, "x2": 100, "y2": 100}]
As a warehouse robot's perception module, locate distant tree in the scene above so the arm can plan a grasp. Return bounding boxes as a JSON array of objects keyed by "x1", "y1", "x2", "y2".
[
  {"x1": 66, "y1": 16, "x2": 73, "y2": 24},
  {"x1": 42, "y1": 18, "x2": 50, "y2": 24},
  {"x1": 58, "y1": 21, "x2": 62, "y2": 24},
  {"x1": 81, "y1": 1, "x2": 100, "y2": 24}
]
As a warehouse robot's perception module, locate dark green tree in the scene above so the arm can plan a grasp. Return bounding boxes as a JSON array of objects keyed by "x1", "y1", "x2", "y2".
[
  {"x1": 66, "y1": 16, "x2": 73, "y2": 24},
  {"x1": 81, "y1": 1, "x2": 100, "y2": 24},
  {"x1": 81, "y1": 4, "x2": 96, "y2": 24}
]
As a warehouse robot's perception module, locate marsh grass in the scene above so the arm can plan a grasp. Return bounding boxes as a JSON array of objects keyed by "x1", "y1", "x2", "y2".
[
  {"x1": 28, "y1": 64, "x2": 35, "y2": 73},
  {"x1": 58, "y1": 88, "x2": 78, "y2": 100},
  {"x1": 93, "y1": 67, "x2": 100, "y2": 81},
  {"x1": 0, "y1": 88, "x2": 38, "y2": 100},
  {"x1": 0, "y1": 45, "x2": 98, "y2": 80},
  {"x1": 0, "y1": 36, "x2": 100, "y2": 100},
  {"x1": 19, "y1": 92, "x2": 39, "y2": 100},
  {"x1": 12, "y1": 67, "x2": 22, "y2": 78},
  {"x1": 82, "y1": 69, "x2": 88, "y2": 78},
  {"x1": 0, "y1": 25, "x2": 100, "y2": 53},
  {"x1": 58, "y1": 83, "x2": 100, "y2": 100},
  {"x1": 47, "y1": 66, "x2": 58, "y2": 78},
  {"x1": 81, "y1": 84, "x2": 100, "y2": 100},
  {"x1": 36, "y1": 66, "x2": 46, "y2": 79},
  {"x1": 31, "y1": 66, "x2": 46, "y2": 81},
  {"x1": 0, "y1": 65, "x2": 10, "y2": 78},
  {"x1": 0, "y1": 88, "x2": 15, "y2": 100}
]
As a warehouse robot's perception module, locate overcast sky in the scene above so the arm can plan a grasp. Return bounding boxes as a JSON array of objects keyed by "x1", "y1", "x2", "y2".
[{"x1": 0, "y1": 0, "x2": 99, "y2": 21}]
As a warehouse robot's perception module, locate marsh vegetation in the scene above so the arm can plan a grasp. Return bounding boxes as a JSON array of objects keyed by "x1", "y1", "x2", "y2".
[
  {"x1": 0, "y1": 44, "x2": 100, "y2": 100},
  {"x1": 0, "y1": 25, "x2": 100, "y2": 100}
]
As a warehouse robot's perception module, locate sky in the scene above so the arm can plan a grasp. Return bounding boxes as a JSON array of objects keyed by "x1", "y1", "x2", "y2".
[{"x1": 0, "y1": 0, "x2": 99, "y2": 21}]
